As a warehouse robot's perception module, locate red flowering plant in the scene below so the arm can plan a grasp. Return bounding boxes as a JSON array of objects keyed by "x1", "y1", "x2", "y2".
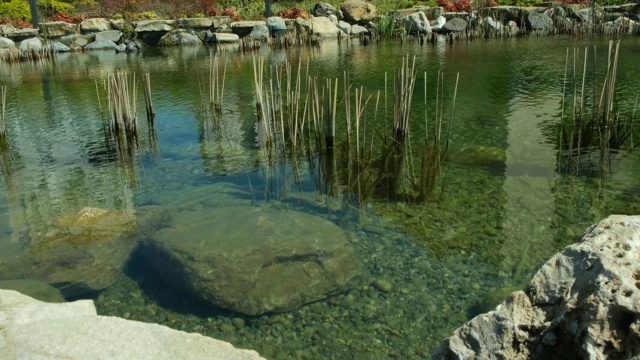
[{"x1": 276, "y1": 7, "x2": 309, "y2": 19}]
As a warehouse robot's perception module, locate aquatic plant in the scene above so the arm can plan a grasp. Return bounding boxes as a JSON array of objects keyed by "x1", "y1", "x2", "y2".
[
  {"x1": 0, "y1": 85, "x2": 6, "y2": 140},
  {"x1": 556, "y1": 40, "x2": 636, "y2": 177}
]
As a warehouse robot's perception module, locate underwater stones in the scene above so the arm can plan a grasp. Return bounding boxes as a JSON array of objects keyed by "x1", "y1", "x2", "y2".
[
  {"x1": 15, "y1": 206, "x2": 168, "y2": 298},
  {"x1": 0, "y1": 290, "x2": 265, "y2": 360},
  {"x1": 431, "y1": 215, "x2": 640, "y2": 359},
  {"x1": 141, "y1": 206, "x2": 361, "y2": 316}
]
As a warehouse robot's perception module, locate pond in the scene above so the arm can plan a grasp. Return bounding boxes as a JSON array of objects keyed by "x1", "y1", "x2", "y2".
[{"x1": 0, "y1": 35, "x2": 640, "y2": 359}]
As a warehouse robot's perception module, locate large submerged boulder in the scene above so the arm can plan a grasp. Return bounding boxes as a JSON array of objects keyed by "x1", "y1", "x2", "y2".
[
  {"x1": 431, "y1": 215, "x2": 640, "y2": 359},
  {"x1": 141, "y1": 206, "x2": 361, "y2": 316},
  {"x1": 0, "y1": 289, "x2": 264, "y2": 359}
]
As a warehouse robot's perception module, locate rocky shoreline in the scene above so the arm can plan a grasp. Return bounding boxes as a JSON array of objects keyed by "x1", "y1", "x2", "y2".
[{"x1": 0, "y1": 1, "x2": 638, "y2": 57}]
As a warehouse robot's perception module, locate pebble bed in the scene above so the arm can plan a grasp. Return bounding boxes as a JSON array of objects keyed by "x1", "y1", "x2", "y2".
[{"x1": 95, "y1": 198, "x2": 519, "y2": 359}]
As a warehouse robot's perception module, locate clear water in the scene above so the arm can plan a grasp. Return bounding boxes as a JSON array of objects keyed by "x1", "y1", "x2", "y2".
[{"x1": 1, "y1": 36, "x2": 640, "y2": 358}]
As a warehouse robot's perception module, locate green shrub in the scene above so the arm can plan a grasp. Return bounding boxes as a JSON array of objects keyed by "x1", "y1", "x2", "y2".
[
  {"x1": 37, "y1": 0, "x2": 76, "y2": 17},
  {"x1": 0, "y1": 0, "x2": 32, "y2": 21}
]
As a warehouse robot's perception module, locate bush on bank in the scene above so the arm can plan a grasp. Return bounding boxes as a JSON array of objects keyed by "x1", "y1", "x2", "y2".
[{"x1": 0, "y1": 0, "x2": 634, "y2": 28}]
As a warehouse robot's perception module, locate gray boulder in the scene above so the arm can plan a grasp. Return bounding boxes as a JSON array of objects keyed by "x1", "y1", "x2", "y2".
[
  {"x1": 19, "y1": 38, "x2": 43, "y2": 52},
  {"x1": 0, "y1": 37, "x2": 14, "y2": 49},
  {"x1": 141, "y1": 206, "x2": 361, "y2": 316},
  {"x1": 484, "y1": 16, "x2": 504, "y2": 31},
  {"x1": 299, "y1": 17, "x2": 340, "y2": 37},
  {"x1": 95, "y1": 30, "x2": 123, "y2": 43},
  {"x1": 0, "y1": 289, "x2": 265, "y2": 360},
  {"x1": 39, "y1": 22, "x2": 78, "y2": 38},
  {"x1": 266, "y1": 16, "x2": 286, "y2": 28},
  {"x1": 115, "y1": 43, "x2": 127, "y2": 52},
  {"x1": 84, "y1": 40, "x2": 117, "y2": 51},
  {"x1": 59, "y1": 33, "x2": 95, "y2": 47},
  {"x1": 397, "y1": 6, "x2": 443, "y2": 20},
  {"x1": 478, "y1": 6, "x2": 521, "y2": 23},
  {"x1": 110, "y1": 19, "x2": 134, "y2": 33},
  {"x1": 341, "y1": 0, "x2": 377, "y2": 24},
  {"x1": 80, "y1": 18, "x2": 111, "y2": 33},
  {"x1": 250, "y1": 24, "x2": 270, "y2": 41},
  {"x1": 49, "y1": 41, "x2": 70, "y2": 52},
  {"x1": 431, "y1": 215, "x2": 640, "y2": 359},
  {"x1": 213, "y1": 33, "x2": 240, "y2": 43},
  {"x1": 134, "y1": 20, "x2": 174, "y2": 32},
  {"x1": 158, "y1": 29, "x2": 202, "y2": 46},
  {"x1": 313, "y1": 2, "x2": 338, "y2": 17},
  {"x1": 174, "y1": 18, "x2": 213, "y2": 31},
  {"x1": 443, "y1": 17, "x2": 468, "y2": 32},
  {"x1": 0, "y1": 24, "x2": 16, "y2": 37},
  {"x1": 575, "y1": 8, "x2": 603, "y2": 22},
  {"x1": 338, "y1": 20, "x2": 351, "y2": 34},
  {"x1": 431, "y1": 15, "x2": 447, "y2": 30},
  {"x1": 8, "y1": 29, "x2": 38, "y2": 42},
  {"x1": 526, "y1": 11, "x2": 554, "y2": 32},
  {"x1": 351, "y1": 24, "x2": 369, "y2": 35},
  {"x1": 404, "y1": 11, "x2": 432, "y2": 34}
]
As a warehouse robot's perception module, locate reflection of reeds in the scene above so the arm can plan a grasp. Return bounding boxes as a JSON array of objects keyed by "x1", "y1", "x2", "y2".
[
  {"x1": 0, "y1": 47, "x2": 53, "y2": 64},
  {"x1": 208, "y1": 57, "x2": 226, "y2": 117}
]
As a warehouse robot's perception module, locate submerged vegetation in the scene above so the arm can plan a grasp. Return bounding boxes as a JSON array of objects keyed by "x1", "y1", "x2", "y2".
[{"x1": 555, "y1": 40, "x2": 637, "y2": 178}]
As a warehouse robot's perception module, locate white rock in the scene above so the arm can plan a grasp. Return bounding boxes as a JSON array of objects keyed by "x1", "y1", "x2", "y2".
[
  {"x1": 19, "y1": 37, "x2": 43, "y2": 52},
  {"x1": 432, "y1": 215, "x2": 640, "y2": 359},
  {"x1": 0, "y1": 289, "x2": 265, "y2": 360}
]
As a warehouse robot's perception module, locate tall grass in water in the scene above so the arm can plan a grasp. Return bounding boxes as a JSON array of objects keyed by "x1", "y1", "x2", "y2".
[
  {"x1": 248, "y1": 55, "x2": 458, "y2": 206},
  {"x1": 208, "y1": 57, "x2": 227, "y2": 117},
  {"x1": 557, "y1": 40, "x2": 635, "y2": 177},
  {"x1": 0, "y1": 85, "x2": 6, "y2": 141}
]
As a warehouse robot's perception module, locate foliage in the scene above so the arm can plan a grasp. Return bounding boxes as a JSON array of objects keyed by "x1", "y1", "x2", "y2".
[
  {"x1": 0, "y1": 0, "x2": 31, "y2": 21},
  {"x1": 275, "y1": 7, "x2": 309, "y2": 19},
  {"x1": 37, "y1": 0, "x2": 76, "y2": 18},
  {"x1": 454, "y1": 0, "x2": 472, "y2": 12},
  {"x1": 48, "y1": 12, "x2": 86, "y2": 22},
  {"x1": 480, "y1": 0, "x2": 498, "y2": 6},
  {"x1": 222, "y1": 7, "x2": 241, "y2": 21},
  {"x1": 436, "y1": 0, "x2": 456, "y2": 12},
  {"x1": 98, "y1": 0, "x2": 151, "y2": 16}
]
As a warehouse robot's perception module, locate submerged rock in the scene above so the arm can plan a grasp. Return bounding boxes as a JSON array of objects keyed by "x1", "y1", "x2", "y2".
[
  {"x1": 0, "y1": 279, "x2": 65, "y2": 303},
  {"x1": 141, "y1": 206, "x2": 361, "y2": 316},
  {"x1": 0, "y1": 206, "x2": 169, "y2": 298},
  {"x1": 0, "y1": 289, "x2": 264, "y2": 359},
  {"x1": 431, "y1": 215, "x2": 640, "y2": 359}
]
